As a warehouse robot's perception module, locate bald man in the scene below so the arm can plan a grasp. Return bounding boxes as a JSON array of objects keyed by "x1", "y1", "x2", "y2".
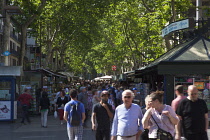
[{"x1": 176, "y1": 85, "x2": 209, "y2": 140}]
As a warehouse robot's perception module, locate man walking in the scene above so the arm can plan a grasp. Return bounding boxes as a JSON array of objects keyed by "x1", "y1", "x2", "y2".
[
  {"x1": 176, "y1": 85, "x2": 209, "y2": 140},
  {"x1": 171, "y1": 85, "x2": 186, "y2": 140},
  {"x1": 111, "y1": 90, "x2": 143, "y2": 140},
  {"x1": 64, "y1": 89, "x2": 85, "y2": 140},
  {"x1": 171, "y1": 85, "x2": 186, "y2": 111},
  {"x1": 92, "y1": 91, "x2": 113, "y2": 140},
  {"x1": 77, "y1": 86, "x2": 88, "y2": 127},
  {"x1": 18, "y1": 88, "x2": 33, "y2": 124}
]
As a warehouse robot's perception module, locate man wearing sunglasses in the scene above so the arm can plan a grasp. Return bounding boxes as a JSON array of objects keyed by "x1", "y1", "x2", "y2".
[
  {"x1": 176, "y1": 85, "x2": 209, "y2": 140},
  {"x1": 92, "y1": 91, "x2": 113, "y2": 140},
  {"x1": 111, "y1": 90, "x2": 143, "y2": 140}
]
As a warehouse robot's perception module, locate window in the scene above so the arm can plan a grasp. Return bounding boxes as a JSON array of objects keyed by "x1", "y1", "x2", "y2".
[
  {"x1": 12, "y1": 59, "x2": 16, "y2": 66},
  {"x1": 10, "y1": 41, "x2": 12, "y2": 51},
  {"x1": 17, "y1": 46, "x2": 20, "y2": 52},
  {"x1": 14, "y1": 43, "x2": 16, "y2": 51},
  {"x1": 10, "y1": 58, "x2": 12, "y2": 66},
  {"x1": 12, "y1": 42, "x2": 15, "y2": 50}
]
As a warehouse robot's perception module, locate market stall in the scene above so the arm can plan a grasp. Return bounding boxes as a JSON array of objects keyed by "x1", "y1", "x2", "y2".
[
  {"x1": 134, "y1": 36, "x2": 210, "y2": 119},
  {"x1": 0, "y1": 66, "x2": 23, "y2": 121}
]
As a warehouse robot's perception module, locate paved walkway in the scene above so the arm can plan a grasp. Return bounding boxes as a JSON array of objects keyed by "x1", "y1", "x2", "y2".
[
  {"x1": 0, "y1": 114, "x2": 95, "y2": 140},
  {"x1": 1, "y1": 114, "x2": 210, "y2": 140}
]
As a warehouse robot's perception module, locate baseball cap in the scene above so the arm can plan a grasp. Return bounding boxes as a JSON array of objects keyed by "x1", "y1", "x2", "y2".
[{"x1": 132, "y1": 88, "x2": 137, "y2": 91}]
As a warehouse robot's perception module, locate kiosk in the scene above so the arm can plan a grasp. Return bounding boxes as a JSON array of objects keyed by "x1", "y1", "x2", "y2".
[{"x1": 0, "y1": 66, "x2": 23, "y2": 121}]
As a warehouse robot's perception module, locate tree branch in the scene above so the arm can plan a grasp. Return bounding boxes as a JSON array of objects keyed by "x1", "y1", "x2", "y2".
[
  {"x1": 130, "y1": 37, "x2": 148, "y2": 59},
  {"x1": 141, "y1": 0, "x2": 155, "y2": 13},
  {"x1": 25, "y1": 0, "x2": 47, "y2": 27}
]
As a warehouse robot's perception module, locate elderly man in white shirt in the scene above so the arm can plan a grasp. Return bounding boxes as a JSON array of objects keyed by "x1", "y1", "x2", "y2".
[{"x1": 111, "y1": 89, "x2": 143, "y2": 140}]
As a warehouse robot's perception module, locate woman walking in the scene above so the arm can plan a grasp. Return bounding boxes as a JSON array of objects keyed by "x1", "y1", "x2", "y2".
[
  {"x1": 39, "y1": 92, "x2": 50, "y2": 128},
  {"x1": 56, "y1": 90, "x2": 68, "y2": 124},
  {"x1": 142, "y1": 91, "x2": 179, "y2": 140}
]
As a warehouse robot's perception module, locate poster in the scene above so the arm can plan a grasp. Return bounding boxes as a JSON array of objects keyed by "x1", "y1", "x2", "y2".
[
  {"x1": 194, "y1": 82, "x2": 204, "y2": 89},
  {"x1": 0, "y1": 101, "x2": 11, "y2": 120}
]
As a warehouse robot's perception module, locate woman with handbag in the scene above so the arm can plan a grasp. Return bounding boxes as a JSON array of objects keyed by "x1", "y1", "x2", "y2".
[
  {"x1": 56, "y1": 90, "x2": 69, "y2": 124},
  {"x1": 142, "y1": 91, "x2": 179, "y2": 140}
]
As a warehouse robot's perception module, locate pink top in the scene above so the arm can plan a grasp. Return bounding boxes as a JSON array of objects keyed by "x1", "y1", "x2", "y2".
[
  {"x1": 171, "y1": 96, "x2": 186, "y2": 111},
  {"x1": 148, "y1": 105, "x2": 178, "y2": 138}
]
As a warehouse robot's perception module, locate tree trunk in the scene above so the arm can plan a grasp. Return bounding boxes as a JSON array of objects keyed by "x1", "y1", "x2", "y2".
[
  {"x1": 171, "y1": 0, "x2": 176, "y2": 22},
  {"x1": 44, "y1": 41, "x2": 53, "y2": 68},
  {"x1": 54, "y1": 49, "x2": 58, "y2": 71},
  {"x1": 18, "y1": 0, "x2": 47, "y2": 67},
  {"x1": 20, "y1": 25, "x2": 27, "y2": 66},
  {"x1": 60, "y1": 53, "x2": 64, "y2": 69},
  {"x1": 164, "y1": 36, "x2": 172, "y2": 51},
  {"x1": 164, "y1": 0, "x2": 177, "y2": 50}
]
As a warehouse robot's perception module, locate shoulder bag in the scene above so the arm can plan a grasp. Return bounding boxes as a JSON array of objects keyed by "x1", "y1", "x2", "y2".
[{"x1": 151, "y1": 115, "x2": 173, "y2": 140}]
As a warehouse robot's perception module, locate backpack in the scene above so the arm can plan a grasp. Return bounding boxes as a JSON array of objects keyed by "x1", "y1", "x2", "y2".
[{"x1": 70, "y1": 102, "x2": 81, "y2": 126}]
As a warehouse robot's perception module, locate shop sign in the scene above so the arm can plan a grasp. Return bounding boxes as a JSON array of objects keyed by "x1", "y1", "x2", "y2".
[
  {"x1": 112, "y1": 65, "x2": 116, "y2": 71},
  {"x1": 0, "y1": 101, "x2": 11, "y2": 120},
  {"x1": 194, "y1": 82, "x2": 204, "y2": 89},
  {"x1": 2, "y1": 51, "x2": 11, "y2": 56},
  {"x1": 161, "y1": 19, "x2": 189, "y2": 37}
]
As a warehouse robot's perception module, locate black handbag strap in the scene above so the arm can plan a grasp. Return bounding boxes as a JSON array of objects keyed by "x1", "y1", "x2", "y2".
[
  {"x1": 151, "y1": 112, "x2": 170, "y2": 131},
  {"x1": 151, "y1": 115, "x2": 160, "y2": 129}
]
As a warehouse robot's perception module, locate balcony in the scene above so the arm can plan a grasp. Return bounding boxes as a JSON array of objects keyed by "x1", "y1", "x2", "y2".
[
  {"x1": 10, "y1": 32, "x2": 21, "y2": 43},
  {"x1": 10, "y1": 49, "x2": 20, "y2": 57}
]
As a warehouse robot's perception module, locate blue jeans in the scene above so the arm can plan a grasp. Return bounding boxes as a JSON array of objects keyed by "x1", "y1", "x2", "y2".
[{"x1": 21, "y1": 105, "x2": 30, "y2": 123}]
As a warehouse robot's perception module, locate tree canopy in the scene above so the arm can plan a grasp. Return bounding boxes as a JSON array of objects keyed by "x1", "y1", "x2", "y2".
[{"x1": 10, "y1": 0, "x2": 192, "y2": 77}]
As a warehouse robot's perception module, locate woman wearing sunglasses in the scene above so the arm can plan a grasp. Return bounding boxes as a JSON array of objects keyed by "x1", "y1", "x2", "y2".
[{"x1": 142, "y1": 91, "x2": 179, "y2": 140}]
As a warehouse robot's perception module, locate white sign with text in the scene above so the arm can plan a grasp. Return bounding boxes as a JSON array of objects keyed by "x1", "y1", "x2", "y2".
[{"x1": 162, "y1": 19, "x2": 189, "y2": 37}]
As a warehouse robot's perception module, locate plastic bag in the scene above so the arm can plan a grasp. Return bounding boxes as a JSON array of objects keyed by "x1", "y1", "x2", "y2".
[{"x1": 54, "y1": 111, "x2": 58, "y2": 118}]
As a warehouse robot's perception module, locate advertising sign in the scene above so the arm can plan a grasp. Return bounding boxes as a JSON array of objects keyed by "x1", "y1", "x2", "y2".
[
  {"x1": 162, "y1": 19, "x2": 189, "y2": 37},
  {"x1": 194, "y1": 82, "x2": 204, "y2": 89},
  {"x1": 0, "y1": 101, "x2": 11, "y2": 120}
]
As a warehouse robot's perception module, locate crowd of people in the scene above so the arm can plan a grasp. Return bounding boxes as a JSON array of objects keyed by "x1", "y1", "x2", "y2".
[{"x1": 17, "y1": 81, "x2": 209, "y2": 140}]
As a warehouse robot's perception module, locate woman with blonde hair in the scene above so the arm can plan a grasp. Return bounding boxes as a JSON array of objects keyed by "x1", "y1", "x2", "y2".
[{"x1": 142, "y1": 91, "x2": 179, "y2": 140}]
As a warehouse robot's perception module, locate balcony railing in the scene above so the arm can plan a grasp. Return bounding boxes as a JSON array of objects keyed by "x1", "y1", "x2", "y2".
[
  {"x1": 10, "y1": 49, "x2": 20, "y2": 56},
  {"x1": 10, "y1": 32, "x2": 21, "y2": 42}
]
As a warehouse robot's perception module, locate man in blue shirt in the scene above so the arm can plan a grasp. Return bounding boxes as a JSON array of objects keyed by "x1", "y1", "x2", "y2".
[
  {"x1": 111, "y1": 89, "x2": 143, "y2": 140},
  {"x1": 64, "y1": 89, "x2": 85, "y2": 140}
]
